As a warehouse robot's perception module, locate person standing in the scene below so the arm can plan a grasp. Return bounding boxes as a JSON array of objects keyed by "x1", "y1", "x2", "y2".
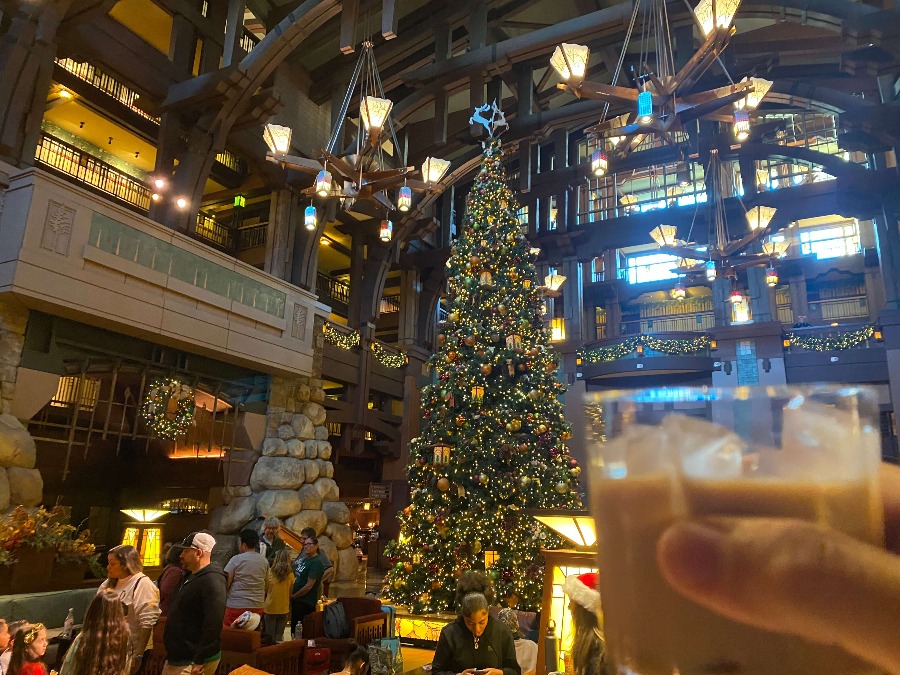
[
  {"x1": 223, "y1": 529, "x2": 269, "y2": 627},
  {"x1": 259, "y1": 517, "x2": 286, "y2": 564},
  {"x1": 262, "y1": 549, "x2": 293, "y2": 645},
  {"x1": 98, "y1": 544, "x2": 161, "y2": 672},
  {"x1": 163, "y1": 532, "x2": 226, "y2": 675},
  {"x1": 290, "y1": 536, "x2": 325, "y2": 636},
  {"x1": 299, "y1": 527, "x2": 335, "y2": 596},
  {"x1": 157, "y1": 547, "x2": 186, "y2": 617}
]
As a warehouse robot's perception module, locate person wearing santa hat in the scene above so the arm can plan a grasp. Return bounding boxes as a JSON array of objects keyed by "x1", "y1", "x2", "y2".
[{"x1": 562, "y1": 572, "x2": 607, "y2": 675}]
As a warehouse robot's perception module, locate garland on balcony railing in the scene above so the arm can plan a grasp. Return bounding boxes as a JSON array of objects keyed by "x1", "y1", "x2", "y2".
[
  {"x1": 579, "y1": 334, "x2": 712, "y2": 364},
  {"x1": 323, "y1": 323, "x2": 360, "y2": 350},
  {"x1": 785, "y1": 324, "x2": 875, "y2": 351},
  {"x1": 371, "y1": 341, "x2": 407, "y2": 369}
]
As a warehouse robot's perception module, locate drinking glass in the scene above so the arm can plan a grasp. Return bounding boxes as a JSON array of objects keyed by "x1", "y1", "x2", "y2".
[{"x1": 584, "y1": 385, "x2": 884, "y2": 675}]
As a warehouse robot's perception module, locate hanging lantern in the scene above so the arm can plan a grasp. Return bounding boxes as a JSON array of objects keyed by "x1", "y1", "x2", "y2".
[
  {"x1": 433, "y1": 444, "x2": 452, "y2": 465},
  {"x1": 730, "y1": 288, "x2": 744, "y2": 304},
  {"x1": 591, "y1": 148, "x2": 608, "y2": 177},
  {"x1": 421, "y1": 157, "x2": 451, "y2": 184},
  {"x1": 765, "y1": 265, "x2": 778, "y2": 287},
  {"x1": 649, "y1": 224, "x2": 678, "y2": 247},
  {"x1": 479, "y1": 270, "x2": 493, "y2": 287},
  {"x1": 315, "y1": 169, "x2": 333, "y2": 197},
  {"x1": 506, "y1": 358, "x2": 515, "y2": 377},
  {"x1": 398, "y1": 185, "x2": 412, "y2": 212},
  {"x1": 733, "y1": 110, "x2": 750, "y2": 142},
  {"x1": 380, "y1": 219, "x2": 393, "y2": 242},
  {"x1": 673, "y1": 280, "x2": 686, "y2": 300},
  {"x1": 262, "y1": 123, "x2": 292, "y2": 155},
  {"x1": 471, "y1": 385, "x2": 485, "y2": 405},
  {"x1": 736, "y1": 77, "x2": 773, "y2": 110},
  {"x1": 705, "y1": 260, "x2": 717, "y2": 281},
  {"x1": 694, "y1": 0, "x2": 742, "y2": 38},
  {"x1": 304, "y1": 205, "x2": 317, "y2": 231},
  {"x1": 506, "y1": 333, "x2": 522, "y2": 351},
  {"x1": 543, "y1": 274, "x2": 567, "y2": 297},
  {"x1": 746, "y1": 205, "x2": 777, "y2": 231},
  {"x1": 637, "y1": 90, "x2": 654, "y2": 124}
]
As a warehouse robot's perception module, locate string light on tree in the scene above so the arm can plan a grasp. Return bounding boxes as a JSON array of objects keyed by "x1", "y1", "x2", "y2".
[{"x1": 383, "y1": 132, "x2": 580, "y2": 613}]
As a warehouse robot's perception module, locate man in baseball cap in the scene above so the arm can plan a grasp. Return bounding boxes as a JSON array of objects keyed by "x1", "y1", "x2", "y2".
[{"x1": 163, "y1": 532, "x2": 226, "y2": 675}]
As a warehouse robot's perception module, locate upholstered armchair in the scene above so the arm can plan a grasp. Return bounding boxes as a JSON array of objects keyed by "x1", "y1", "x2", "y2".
[{"x1": 302, "y1": 596, "x2": 387, "y2": 670}]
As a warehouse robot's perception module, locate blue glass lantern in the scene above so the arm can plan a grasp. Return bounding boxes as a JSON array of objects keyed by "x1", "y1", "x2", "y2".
[
  {"x1": 637, "y1": 90, "x2": 654, "y2": 124},
  {"x1": 705, "y1": 260, "x2": 717, "y2": 281},
  {"x1": 398, "y1": 185, "x2": 412, "y2": 212},
  {"x1": 304, "y1": 205, "x2": 317, "y2": 231}
]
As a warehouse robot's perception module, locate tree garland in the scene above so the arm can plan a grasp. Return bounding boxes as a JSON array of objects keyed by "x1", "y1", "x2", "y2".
[
  {"x1": 579, "y1": 334, "x2": 712, "y2": 364},
  {"x1": 786, "y1": 324, "x2": 875, "y2": 351},
  {"x1": 142, "y1": 378, "x2": 196, "y2": 439},
  {"x1": 323, "y1": 323, "x2": 360, "y2": 349},
  {"x1": 372, "y1": 341, "x2": 406, "y2": 369}
]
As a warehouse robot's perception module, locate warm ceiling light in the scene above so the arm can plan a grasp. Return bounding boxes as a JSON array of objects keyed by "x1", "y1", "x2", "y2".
[
  {"x1": 649, "y1": 225, "x2": 678, "y2": 247},
  {"x1": 730, "y1": 287, "x2": 744, "y2": 304},
  {"x1": 263, "y1": 123, "x2": 292, "y2": 155},
  {"x1": 733, "y1": 110, "x2": 750, "y2": 141},
  {"x1": 544, "y1": 273, "x2": 567, "y2": 297},
  {"x1": 151, "y1": 193, "x2": 160, "y2": 202},
  {"x1": 746, "y1": 205, "x2": 777, "y2": 231},
  {"x1": 736, "y1": 77, "x2": 773, "y2": 110},
  {"x1": 591, "y1": 148, "x2": 608, "y2": 177},
  {"x1": 360, "y1": 96, "x2": 393, "y2": 133},
  {"x1": 527, "y1": 509, "x2": 596, "y2": 549},
  {"x1": 762, "y1": 240, "x2": 789, "y2": 258},
  {"x1": 154, "y1": 178, "x2": 166, "y2": 190},
  {"x1": 175, "y1": 197, "x2": 188, "y2": 209},
  {"x1": 765, "y1": 265, "x2": 778, "y2": 287},
  {"x1": 304, "y1": 205, "x2": 317, "y2": 231},
  {"x1": 121, "y1": 509, "x2": 167, "y2": 522},
  {"x1": 58, "y1": 89, "x2": 73, "y2": 99},
  {"x1": 320, "y1": 236, "x2": 330, "y2": 246},
  {"x1": 694, "y1": 0, "x2": 742, "y2": 37},
  {"x1": 421, "y1": 157, "x2": 451, "y2": 184},
  {"x1": 673, "y1": 280, "x2": 686, "y2": 300},
  {"x1": 550, "y1": 43, "x2": 590, "y2": 83}
]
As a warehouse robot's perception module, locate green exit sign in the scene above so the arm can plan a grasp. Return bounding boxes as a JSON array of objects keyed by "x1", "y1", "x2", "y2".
[{"x1": 234, "y1": 195, "x2": 246, "y2": 208}]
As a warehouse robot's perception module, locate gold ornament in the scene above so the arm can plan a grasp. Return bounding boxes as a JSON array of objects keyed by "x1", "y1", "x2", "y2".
[
  {"x1": 437, "y1": 477, "x2": 450, "y2": 491},
  {"x1": 555, "y1": 481, "x2": 570, "y2": 493},
  {"x1": 480, "y1": 364, "x2": 493, "y2": 376}
]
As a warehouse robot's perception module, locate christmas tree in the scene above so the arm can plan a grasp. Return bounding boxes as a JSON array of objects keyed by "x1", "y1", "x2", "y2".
[{"x1": 384, "y1": 137, "x2": 582, "y2": 613}]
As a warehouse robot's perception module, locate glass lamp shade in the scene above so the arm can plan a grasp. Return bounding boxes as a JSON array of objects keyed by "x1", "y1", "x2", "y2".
[
  {"x1": 746, "y1": 205, "x2": 777, "y2": 231},
  {"x1": 736, "y1": 77, "x2": 773, "y2": 110},
  {"x1": 421, "y1": 156, "x2": 451, "y2": 184},
  {"x1": 591, "y1": 148, "x2": 608, "y2": 177},
  {"x1": 380, "y1": 219, "x2": 393, "y2": 242},
  {"x1": 733, "y1": 110, "x2": 750, "y2": 141},
  {"x1": 649, "y1": 224, "x2": 678, "y2": 247},
  {"x1": 762, "y1": 240, "x2": 789, "y2": 258},
  {"x1": 730, "y1": 288, "x2": 744, "y2": 304},
  {"x1": 528, "y1": 510, "x2": 597, "y2": 548},
  {"x1": 550, "y1": 43, "x2": 590, "y2": 82},
  {"x1": 673, "y1": 281, "x2": 686, "y2": 300},
  {"x1": 694, "y1": 0, "x2": 742, "y2": 37},
  {"x1": 705, "y1": 260, "x2": 717, "y2": 281},
  {"x1": 263, "y1": 123, "x2": 292, "y2": 154},
  {"x1": 544, "y1": 273, "x2": 567, "y2": 293},
  {"x1": 637, "y1": 90, "x2": 654, "y2": 124},
  {"x1": 398, "y1": 185, "x2": 412, "y2": 212},
  {"x1": 120, "y1": 509, "x2": 167, "y2": 522},
  {"x1": 360, "y1": 96, "x2": 393, "y2": 132},
  {"x1": 304, "y1": 205, "x2": 317, "y2": 231},
  {"x1": 765, "y1": 265, "x2": 778, "y2": 287}
]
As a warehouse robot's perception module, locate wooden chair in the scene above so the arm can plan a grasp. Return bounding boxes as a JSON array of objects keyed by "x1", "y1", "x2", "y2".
[{"x1": 301, "y1": 596, "x2": 386, "y2": 671}]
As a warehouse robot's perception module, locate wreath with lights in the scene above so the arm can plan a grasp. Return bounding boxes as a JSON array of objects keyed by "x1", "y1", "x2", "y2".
[{"x1": 142, "y1": 378, "x2": 196, "y2": 439}]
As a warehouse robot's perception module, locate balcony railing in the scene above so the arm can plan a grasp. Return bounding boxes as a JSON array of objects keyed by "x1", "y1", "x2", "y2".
[
  {"x1": 35, "y1": 133, "x2": 151, "y2": 212},
  {"x1": 237, "y1": 224, "x2": 267, "y2": 250},
  {"x1": 194, "y1": 214, "x2": 232, "y2": 249},
  {"x1": 379, "y1": 294, "x2": 400, "y2": 314},
  {"x1": 55, "y1": 58, "x2": 159, "y2": 123},
  {"x1": 621, "y1": 312, "x2": 715, "y2": 336},
  {"x1": 783, "y1": 323, "x2": 879, "y2": 354},
  {"x1": 317, "y1": 273, "x2": 351, "y2": 306},
  {"x1": 215, "y1": 149, "x2": 249, "y2": 175},
  {"x1": 813, "y1": 295, "x2": 869, "y2": 321}
]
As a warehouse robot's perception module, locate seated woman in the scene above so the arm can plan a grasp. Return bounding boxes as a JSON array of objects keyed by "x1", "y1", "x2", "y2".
[
  {"x1": 432, "y1": 592, "x2": 520, "y2": 675},
  {"x1": 498, "y1": 608, "x2": 537, "y2": 675}
]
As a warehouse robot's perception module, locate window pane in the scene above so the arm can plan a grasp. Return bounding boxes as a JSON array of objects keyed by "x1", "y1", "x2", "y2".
[{"x1": 626, "y1": 253, "x2": 680, "y2": 284}]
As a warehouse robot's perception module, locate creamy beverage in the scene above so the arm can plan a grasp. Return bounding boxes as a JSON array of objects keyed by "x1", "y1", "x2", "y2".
[{"x1": 585, "y1": 387, "x2": 884, "y2": 675}]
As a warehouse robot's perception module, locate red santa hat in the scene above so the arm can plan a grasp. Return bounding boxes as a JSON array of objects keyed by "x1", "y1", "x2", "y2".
[{"x1": 563, "y1": 572, "x2": 601, "y2": 614}]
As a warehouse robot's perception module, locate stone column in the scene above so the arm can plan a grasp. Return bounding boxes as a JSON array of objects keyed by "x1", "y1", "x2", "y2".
[
  {"x1": 747, "y1": 264, "x2": 774, "y2": 323},
  {"x1": 712, "y1": 276, "x2": 732, "y2": 325},
  {"x1": 398, "y1": 269, "x2": 420, "y2": 348},
  {"x1": 561, "y1": 257, "x2": 583, "y2": 343},
  {"x1": 265, "y1": 188, "x2": 297, "y2": 282},
  {"x1": 872, "y1": 204, "x2": 900, "y2": 311}
]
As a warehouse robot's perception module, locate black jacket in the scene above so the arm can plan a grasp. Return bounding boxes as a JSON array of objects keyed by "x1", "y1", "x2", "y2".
[
  {"x1": 433, "y1": 616, "x2": 521, "y2": 675},
  {"x1": 164, "y1": 562, "x2": 227, "y2": 665}
]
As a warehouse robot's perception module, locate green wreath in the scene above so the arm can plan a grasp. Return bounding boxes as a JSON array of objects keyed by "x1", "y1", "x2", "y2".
[{"x1": 142, "y1": 378, "x2": 196, "y2": 440}]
